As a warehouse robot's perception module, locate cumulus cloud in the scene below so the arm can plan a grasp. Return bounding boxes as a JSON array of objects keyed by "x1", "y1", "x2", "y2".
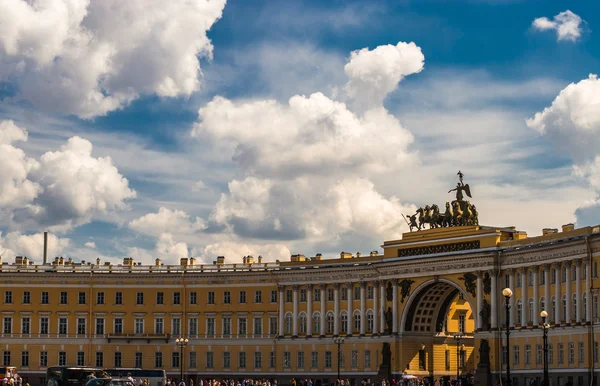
[
  {"x1": 0, "y1": 0, "x2": 226, "y2": 118},
  {"x1": 0, "y1": 120, "x2": 135, "y2": 231},
  {"x1": 200, "y1": 241, "x2": 291, "y2": 263},
  {"x1": 84, "y1": 241, "x2": 96, "y2": 249},
  {"x1": 344, "y1": 42, "x2": 424, "y2": 110},
  {"x1": 129, "y1": 207, "x2": 206, "y2": 237},
  {"x1": 0, "y1": 231, "x2": 70, "y2": 261},
  {"x1": 128, "y1": 232, "x2": 188, "y2": 265},
  {"x1": 532, "y1": 10, "x2": 585, "y2": 42}
]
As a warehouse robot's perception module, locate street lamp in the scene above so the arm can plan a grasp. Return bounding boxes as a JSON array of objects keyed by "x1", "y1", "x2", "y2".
[
  {"x1": 540, "y1": 310, "x2": 550, "y2": 386},
  {"x1": 453, "y1": 332, "x2": 464, "y2": 382},
  {"x1": 175, "y1": 337, "x2": 189, "y2": 384},
  {"x1": 502, "y1": 287, "x2": 513, "y2": 386},
  {"x1": 333, "y1": 337, "x2": 345, "y2": 384}
]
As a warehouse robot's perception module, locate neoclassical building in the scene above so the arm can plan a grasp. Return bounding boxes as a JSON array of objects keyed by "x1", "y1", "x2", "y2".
[{"x1": 1, "y1": 221, "x2": 600, "y2": 386}]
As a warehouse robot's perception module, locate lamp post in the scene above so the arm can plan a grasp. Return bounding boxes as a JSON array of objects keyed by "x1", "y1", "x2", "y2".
[
  {"x1": 175, "y1": 337, "x2": 188, "y2": 384},
  {"x1": 453, "y1": 332, "x2": 464, "y2": 382},
  {"x1": 502, "y1": 288, "x2": 513, "y2": 386},
  {"x1": 540, "y1": 310, "x2": 549, "y2": 386},
  {"x1": 333, "y1": 336, "x2": 345, "y2": 384}
]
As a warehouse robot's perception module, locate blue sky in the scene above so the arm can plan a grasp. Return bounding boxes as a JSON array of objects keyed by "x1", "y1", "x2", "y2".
[{"x1": 0, "y1": 0, "x2": 599, "y2": 265}]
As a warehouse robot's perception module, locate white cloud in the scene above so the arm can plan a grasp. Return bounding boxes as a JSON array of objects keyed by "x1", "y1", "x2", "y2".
[
  {"x1": 192, "y1": 180, "x2": 206, "y2": 192},
  {"x1": 532, "y1": 10, "x2": 585, "y2": 42},
  {"x1": 84, "y1": 241, "x2": 96, "y2": 249},
  {"x1": 0, "y1": 231, "x2": 70, "y2": 261},
  {"x1": 129, "y1": 207, "x2": 206, "y2": 237},
  {"x1": 0, "y1": 0, "x2": 227, "y2": 118},
  {"x1": 526, "y1": 74, "x2": 600, "y2": 161},
  {"x1": 344, "y1": 41, "x2": 424, "y2": 110},
  {"x1": 128, "y1": 232, "x2": 188, "y2": 265},
  {"x1": 200, "y1": 241, "x2": 291, "y2": 263}
]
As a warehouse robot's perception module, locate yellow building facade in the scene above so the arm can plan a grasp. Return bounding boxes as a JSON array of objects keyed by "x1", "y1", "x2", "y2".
[{"x1": 1, "y1": 222, "x2": 600, "y2": 386}]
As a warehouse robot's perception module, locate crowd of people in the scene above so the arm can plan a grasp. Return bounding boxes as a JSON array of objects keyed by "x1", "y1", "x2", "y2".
[
  {"x1": 2, "y1": 373, "x2": 29, "y2": 386},
  {"x1": 160, "y1": 377, "x2": 473, "y2": 386}
]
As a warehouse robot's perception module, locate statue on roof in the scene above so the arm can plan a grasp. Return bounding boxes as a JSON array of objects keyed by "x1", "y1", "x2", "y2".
[{"x1": 448, "y1": 170, "x2": 472, "y2": 202}]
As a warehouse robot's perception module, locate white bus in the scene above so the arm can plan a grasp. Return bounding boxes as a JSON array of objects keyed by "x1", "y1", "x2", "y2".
[{"x1": 105, "y1": 369, "x2": 167, "y2": 386}]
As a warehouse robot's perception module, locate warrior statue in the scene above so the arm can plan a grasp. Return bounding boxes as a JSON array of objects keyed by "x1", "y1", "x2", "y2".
[{"x1": 448, "y1": 181, "x2": 472, "y2": 202}]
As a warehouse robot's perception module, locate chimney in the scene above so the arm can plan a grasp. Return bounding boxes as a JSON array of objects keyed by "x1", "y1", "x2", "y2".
[
  {"x1": 43, "y1": 231, "x2": 48, "y2": 265},
  {"x1": 542, "y1": 228, "x2": 559, "y2": 235},
  {"x1": 370, "y1": 251, "x2": 378, "y2": 257},
  {"x1": 340, "y1": 251, "x2": 352, "y2": 259},
  {"x1": 356, "y1": 252, "x2": 362, "y2": 258},
  {"x1": 258, "y1": 255, "x2": 263, "y2": 264},
  {"x1": 562, "y1": 223, "x2": 575, "y2": 232}
]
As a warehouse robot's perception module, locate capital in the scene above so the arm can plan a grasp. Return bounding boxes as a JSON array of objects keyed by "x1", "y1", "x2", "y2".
[
  {"x1": 319, "y1": 283, "x2": 326, "y2": 290},
  {"x1": 361, "y1": 281, "x2": 368, "y2": 288},
  {"x1": 292, "y1": 284, "x2": 299, "y2": 290},
  {"x1": 307, "y1": 283, "x2": 313, "y2": 290}
]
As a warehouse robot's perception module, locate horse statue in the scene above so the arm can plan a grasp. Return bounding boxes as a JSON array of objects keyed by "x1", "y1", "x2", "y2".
[
  {"x1": 430, "y1": 204, "x2": 441, "y2": 228},
  {"x1": 416, "y1": 206, "x2": 432, "y2": 230},
  {"x1": 462, "y1": 202, "x2": 473, "y2": 225},
  {"x1": 442, "y1": 201, "x2": 453, "y2": 227},
  {"x1": 452, "y1": 201, "x2": 465, "y2": 226},
  {"x1": 469, "y1": 204, "x2": 479, "y2": 226}
]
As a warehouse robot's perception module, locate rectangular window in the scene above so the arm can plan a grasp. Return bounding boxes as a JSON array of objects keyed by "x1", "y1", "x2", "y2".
[
  {"x1": 78, "y1": 292, "x2": 86, "y2": 305},
  {"x1": 328, "y1": 288, "x2": 334, "y2": 301},
  {"x1": 207, "y1": 317, "x2": 215, "y2": 337},
  {"x1": 297, "y1": 352, "x2": 305, "y2": 369},
  {"x1": 341, "y1": 289, "x2": 347, "y2": 301},
  {"x1": 114, "y1": 318, "x2": 123, "y2": 334},
  {"x1": 172, "y1": 352, "x2": 180, "y2": 369},
  {"x1": 41, "y1": 292, "x2": 49, "y2": 304},
  {"x1": 60, "y1": 292, "x2": 68, "y2": 305},
  {"x1": 155, "y1": 318, "x2": 163, "y2": 334},
  {"x1": 352, "y1": 350, "x2": 359, "y2": 368},
  {"x1": 513, "y1": 345, "x2": 520, "y2": 365},
  {"x1": 364, "y1": 350, "x2": 371, "y2": 368},
  {"x1": 458, "y1": 315, "x2": 466, "y2": 333},
  {"x1": 238, "y1": 317, "x2": 247, "y2": 335},
  {"x1": 59, "y1": 318, "x2": 67, "y2": 335},
  {"x1": 223, "y1": 352, "x2": 231, "y2": 369},
  {"x1": 2, "y1": 317, "x2": 11, "y2": 334},
  {"x1": 254, "y1": 352, "x2": 261, "y2": 369},
  {"x1": 325, "y1": 351, "x2": 332, "y2": 368},
  {"x1": 525, "y1": 344, "x2": 531, "y2": 365},
  {"x1": 115, "y1": 292, "x2": 123, "y2": 305},
  {"x1": 239, "y1": 352, "x2": 246, "y2": 368},
  {"x1": 23, "y1": 291, "x2": 30, "y2": 304},
  {"x1": 189, "y1": 352, "x2": 197, "y2": 368},
  {"x1": 190, "y1": 291, "x2": 197, "y2": 305},
  {"x1": 173, "y1": 292, "x2": 181, "y2": 305},
  {"x1": 269, "y1": 317, "x2": 278, "y2": 335},
  {"x1": 172, "y1": 318, "x2": 181, "y2": 335},
  {"x1": 239, "y1": 291, "x2": 246, "y2": 304},
  {"x1": 21, "y1": 351, "x2": 29, "y2": 367},
  {"x1": 269, "y1": 352, "x2": 275, "y2": 368},
  {"x1": 21, "y1": 317, "x2": 30, "y2": 334},
  {"x1": 569, "y1": 342, "x2": 575, "y2": 364},
  {"x1": 549, "y1": 344, "x2": 554, "y2": 364},
  {"x1": 95, "y1": 352, "x2": 103, "y2": 367},
  {"x1": 536, "y1": 345, "x2": 542, "y2": 365},
  {"x1": 40, "y1": 351, "x2": 48, "y2": 367},
  {"x1": 114, "y1": 352, "x2": 122, "y2": 368},
  {"x1": 134, "y1": 318, "x2": 143, "y2": 334},
  {"x1": 558, "y1": 343, "x2": 564, "y2": 364},
  {"x1": 135, "y1": 352, "x2": 143, "y2": 368},
  {"x1": 40, "y1": 317, "x2": 49, "y2": 335},
  {"x1": 223, "y1": 317, "x2": 231, "y2": 336},
  {"x1": 445, "y1": 350, "x2": 451, "y2": 370},
  {"x1": 58, "y1": 352, "x2": 66, "y2": 366},
  {"x1": 224, "y1": 291, "x2": 231, "y2": 304},
  {"x1": 354, "y1": 286, "x2": 361, "y2": 300},
  {"x1": 189, "y1": 318, "x2": 197, "y2": 336},
  {"x1": 136, "y1": 292, "x2": 144, "y2": 305},
  {"x1": 253, "y1": 317, "x2": 262, "y2": 335},
  {"x1": 154, "y1": 352, "x2": 163, "y2": 368},
  {"x1": 595, "y1": 341, "x2": 599, "y2": 363},
  {"x1": 367, "y1": 286, "x2": 374, "y2": 299},
  {"x1": 254, "y1": 290, "x2": 262, "y2": 303},
  {"x1": 314, "y1": 288, "x2": 320, "y2": 301},
  {"x1": 4, "y1": 291, "x2": 12, "y2": 304},
  {"x1": 208, "y1": 292, "x2": 215, "y2": 304},
  {"x1": 579, "y1": 342, "x2": 584, "y2": 363},
  {"x1": 206, "y1": 352, "x2": 214, "y2": 368},
  {"x1": 311, "y1": 352, "x2": 318, "y2": 368},
  {"x1": 156, "y1": 292, "x2": 164, "y2": 305},
  {"x1": 286, "y1": 290, "x2": 292, "y2": 303},
  {"x1": 300, "y1": 289, "x2": 307, "y2": 302},
  {"x1": 270, "y1": 290, "x2": 277, "y2": 303},
  {"x1": 96, "y1": 292, "x2": 104, "y2": 305},
  {"x1": 77, "y1": 318, "x2": 86, "y2": 335},
  {"x1": 77, "y1": 352, "x2": 85, "y2": 367},
  {"x1": 96, "y1": 318, "x2": 104, "y2": 335},
  {"x1": 283, "y1": 352, "x2": 291, "y2": 368}
]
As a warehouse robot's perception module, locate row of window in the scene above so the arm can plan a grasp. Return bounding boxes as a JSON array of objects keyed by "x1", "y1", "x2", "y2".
[
  {"x1": 284, "y1": 286, "x2": 376, "y2": 303},
  {"x1": 3, "y1": 290, "x2": 277, "y2": 306},
  {"x1": 507, "y1": 293, "x2": 600, "y2": 323},
  {"x1": 502, "y1": 341, "x2": 600, "y2": 366},
  {"x1": 2, "y1": 349, "x2": 372, "y2": 370},
  {"x1": 506, "y1": 262, "x2": 598, "y2": 289}
]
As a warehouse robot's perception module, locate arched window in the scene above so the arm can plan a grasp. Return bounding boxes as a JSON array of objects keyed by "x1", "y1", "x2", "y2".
[
  {"x1": 313, "y1": 312, "x2": 321, "y2": 335},
  {"x1": 285, "y1": 313, "x2": 293, "y2": 335},
  {"x1": 353, "y1": 311, "x2": 361, "y2": 332},
  {"x1": 528, "y1": 298, "x2": 534, "y2": 322},
  {"x1": 341, "y1": 311, "x2": 348, "y2": 334},
  {"x1": 562, "y1": 295, "x2": 567, "y2": 321},
  {"x1": 540, "y1": 297, "x2": 546, "y2": 315},
  {"x1": 551, "y1": 296, "x2": 556, "y2": 321},
  {"x1": 516, "y1": 300, "x2": 523, "y2": 323},
  {"x1": 327, "y1": 312, "x2": 334, "y2": 334},
  {"x1": 367, "y1": 310, "x2": 374, "y2": 332},
  {"x1": 299, "y1": 313, "x2": 307, "y2": 334}
]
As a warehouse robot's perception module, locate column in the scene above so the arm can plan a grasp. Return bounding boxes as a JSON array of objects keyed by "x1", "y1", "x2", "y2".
[
  {"x1": 476, "y1": 271, "x2": 483, "y2": 330},
  {"x1": 543, "y1": 264, "x2": 550, "y2": 318},
  {"x1": 508, "y1": 269, "x2": 515, "y2": 327},
  {"x1": 320, "y1": 284, "x2": 326, "y2": 337},
  {"x1": 586, "y1": 259, "x2": 592, "y2": 323},
  {"x1": 347, "y1": 284, "x2": 352, "y2": 336},
  {"x1": 554, "y1": 264, "x2": 561, "y2": 325},
  {"x1": 521, "y1": 267, "x2": 527, "y2": 326},
  {"x1": 566, "y1": 261, "x2": 572, "y2": 323},
  {"x1": 379, "y1": 283, "x2": 385, "y2": 333},
  {"x1": 334, "y1": 284, "x2": 340, "y2": 336},
  {"x1": 292, "y1": 284, "x2": 299, "y2": 337},
  {"x1": 373, "y1": 281, "x2": 379, "y2": 335},
  {"x1": 278, "y1": 285, "x2": 284, "y2": 337},
  {"x1": 360, "y1": 282, "x2": 366, "y2": 336},
  {"x1": 576, "y1": 260, "x2": 582, "y2": 323},
  {"x1": 533, "y1": 266, "x2": 539, "y2": 325},
  {"x1": 307, "y1": 284, "x2": 313, "y2": 337},
  {"x1": 490, "y1": 270, "x2": 498, "y2": 329},
  {"x1": 392, "y1": 280, "x2": 398, "y2": 334}
]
